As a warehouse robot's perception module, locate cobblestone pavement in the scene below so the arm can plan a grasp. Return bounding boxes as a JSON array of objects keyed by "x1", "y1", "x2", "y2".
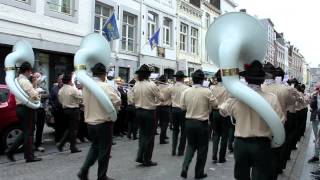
[{"x1": 0, "y1": 125, "x2": 312, "y2": 180}]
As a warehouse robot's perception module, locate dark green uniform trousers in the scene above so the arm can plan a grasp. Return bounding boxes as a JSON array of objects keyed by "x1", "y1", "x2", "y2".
[
  {"x1": 211, "y1": 110, "x2": 230, "y2": 161},
  {"x1": 127, "y1": 105, "x2": 138, "y2": 139},
  {"x1": 136, "y1": 108, "x2": 157, "y2": 164},
  {"x1": 58, "y1": 108, "x2": 80, "y2": 151},
  {"x1": 182, "y1": 119, "x2": 209, "y2": 177},
  {"x1": 8, "y1": 105, "x2": 35, "y2": 160},
  {"x1": 172, "y1": 107, "x2": 186, "y2": 155},
  {"x1": 234, "y1": 137, "x2": 272, "y2": 180},
  {"x1": 157, "y1": 106, "x2": 171, "y2": 143},
  {"x1": 280, "y1": 112, "x2": 295, "y2": 170},
  {"x1": 80, "y1": 122, "x2": 113, "y2": 180}
]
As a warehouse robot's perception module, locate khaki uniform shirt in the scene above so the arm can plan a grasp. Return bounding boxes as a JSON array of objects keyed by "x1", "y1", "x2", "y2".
[
  {"x1": 210, "y1": 83, "x2": 230, "y2": 109},
  {"x1": 220, "y1": 85, "x2": 285, "y2": 139},
  {"x1": 16, "y1": 74, "x2": 40, "y2": 105},
  {"x1": 180, "y1": 85, "x2": 218, "y2": 121},
  {"x1": 133, "y1": 80, "x2": 162, "y2": 110},
  {"x1": 58, "y1": 84, "x2": 82, "y2": 108},
  {"x1": 262, "y1": 81, "x2": 297, "y2": 119},
  {"x1": 83, "y1": 79, "x2": 121, "y2": 125},
  {"x1": 158, "y1": 84, "x2": 172, "y2": 106},
  {"x1": 127, "y1": 88, "x2": 135, "y2": 106},
  {"x1": 171, "y1": 82, "x2": 189, "y2": 108}
]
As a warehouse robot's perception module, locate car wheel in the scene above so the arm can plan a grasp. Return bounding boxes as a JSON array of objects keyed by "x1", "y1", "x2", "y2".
[{"x1": 3, "y1": 125, "x2": 22, "y2": 149}]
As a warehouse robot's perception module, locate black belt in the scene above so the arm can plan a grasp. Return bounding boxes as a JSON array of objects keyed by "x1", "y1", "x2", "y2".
[
  {"x1": 63, "y1": 107, "x2": 79, "y2": 110},
  {"x1": 235, "y1": 137, "x2": 270, "y2": 142},
  {"x1": 136, "y1": 108, "x2": 155, "y2": 112},
  {"x1": 186, "y1": 118, "x2": 209, "y2": 124}
]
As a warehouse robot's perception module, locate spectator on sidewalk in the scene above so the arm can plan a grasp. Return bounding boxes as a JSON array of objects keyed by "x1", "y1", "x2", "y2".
[{"x1": 308, "y1": 84, "x2": 320, "y2": 163}]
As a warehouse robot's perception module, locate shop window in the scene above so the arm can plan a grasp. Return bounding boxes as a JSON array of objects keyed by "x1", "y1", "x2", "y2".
[
  {"x1": 164, "y1": 68, "x2": 174, "y2": 80},
  {"x1": 118, "y1": 67, "x2": 130, "y2": 83}
]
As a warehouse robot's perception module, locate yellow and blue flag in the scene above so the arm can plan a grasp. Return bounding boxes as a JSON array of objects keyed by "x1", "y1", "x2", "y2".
[
  {"x1": 103, "y1": 12, "x2": 119, "y2": 41},
  {"x1": 149, "y1": 29, "x2": 160, "y2": 49}
]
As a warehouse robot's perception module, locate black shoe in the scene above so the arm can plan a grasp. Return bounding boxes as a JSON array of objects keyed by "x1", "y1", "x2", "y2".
[
  {"x1": 135, "y1": 159, "x2": 143, "y2": 164},
  {"x1": 133, "y1": 136, "x2": 138, "y2": 140},
  {"x1": 308, "y1": 156, "x2": 319, "y2": 163},
  {"x1": 172, "y1": 151, "x2": 176, "y2": 156},
  {"x1": 112, "y1": 142, "x2": 116, "y2": 145},
  {"x1": 5, "y1": 151, "x2": 15, "y2": 162},
  {"x1": 311, "y1": 170, "x2": 320, "y2": 176},
  {"x1": 165, "y1": 136, "x2": 169, "y2": 140},
  {"x1": 71, "y1": 149, "x2": 82, "y2": 153},
  {"x1": 77, "y1": 171, "x2": 88, "y2": 180},
  {"x1": 195, "y1": 174, "x2": 207, "y2": 179},
  {"x1": 180, "y1": 170, "x2": 187, "y2": 178},
  {"x1": 143, "y1": 161, "x2": 158, "y2": 167},
  {"x1": 160, "y1": 141, "x2": 169, "y2": 144},
  {"x1": 229, "y1": 148, "x2": 234, "y2": 153},
  {"x1": 26, "y1": 157, "x2": 42, "y2": 163},
  {"x1": 218, "y1": 159, "x2": 226, "y2": 163},
  {"x1": 57, "y1": 144, "x2": 63, "y2": 152},
  {"x1": 212, "y1": 157, "x2": 217, "y2": 164}
]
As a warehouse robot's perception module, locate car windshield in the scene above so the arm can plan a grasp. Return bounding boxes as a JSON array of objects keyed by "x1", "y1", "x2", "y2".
[{"x1": 0, "y1": 88, "x2": 9, "y2": 103}]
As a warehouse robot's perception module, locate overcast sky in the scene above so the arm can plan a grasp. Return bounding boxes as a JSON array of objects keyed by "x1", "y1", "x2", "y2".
[{"x1": 235, "y1": 0, "x2": 319, "y2": 67}]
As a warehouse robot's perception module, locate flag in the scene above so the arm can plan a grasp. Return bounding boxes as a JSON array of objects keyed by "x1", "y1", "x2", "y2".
[
  {"x1": 103, "y1": 12, "x2": 119, "y2": 41},
  {"x1": 149, "y1": 29, "x2": 160, "y2": 50}
]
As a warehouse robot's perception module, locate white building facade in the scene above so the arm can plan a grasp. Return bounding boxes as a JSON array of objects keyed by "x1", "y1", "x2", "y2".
[
  {"x1": 140, "y1": 0, "x2": 177, "y2": 79},
  {"x1": 176, "y1": 0, "x2": 203, "y2": 76},
  {"x1": 0, "y1": 0, "x2": 93, "y2": 88},
  {"x1": 260, "y1": 18, "x2": 276, "y2": 65}
]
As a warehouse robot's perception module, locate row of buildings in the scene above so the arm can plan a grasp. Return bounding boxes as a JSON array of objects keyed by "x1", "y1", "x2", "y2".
[{"x1": 0, "y1": 0, "x2": 308, "y2": 90}]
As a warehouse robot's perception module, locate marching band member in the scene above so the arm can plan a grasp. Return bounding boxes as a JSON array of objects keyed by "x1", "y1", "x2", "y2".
[
  {"x1": 180, "y1": 69, "x2": 217, "y2": 179},
  {"x1": 6, "y1": 62, "x2": 41, "y2": 163},
  {"x1": 57, "y1": 72, "x2": 82, "y2": 153},
  {"x1": 262, "y1": 64, "x2": 297, "y2": 179},
  {"x1": 127, "y1": 79, "x2": 138, "y2": 140},
  {"x1": 210, "y1": 69, "x2": 231, "y2": 164},
  {"x1": 78, "y1": 63, "x2": 121, "y2": 180},
  {"x1": 171, "y1": 71, "x2": 189, "y2": 156},
  {"x1": 133, "y1": 64, "x2": 164, "y2": 167},
  {"x1": 157, "y1": 75, "x2": 172, "y2": 144},
  {"x1": 220, "y1": 60, "x2": 285, "y2": 180}
]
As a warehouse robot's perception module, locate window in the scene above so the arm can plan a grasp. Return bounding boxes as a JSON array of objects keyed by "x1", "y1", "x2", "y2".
[
  {"x1": 190, "y1": 0, "x2": 200, "y2": 7},
  {"x1": 15, "y1": 0, "x2": 30, "y2": 3},
  {"x1": 163, "y1": 18, "x2": 172, "y2": 47},
  {"x1": 210, "y1": 0, "x2": 220, "y2": 10},
  {"x1": 191, "y1": 27, "x2": 198, "y2": 54},
  {"x1": 188, "y1": 68, "x2": 195, "y2": 77},
  {"x1": 48, "y1": 0, "x2": 73, "y2": 15},
  {"x1": 147, "y1": 12, "x2": 158, "y2": 39},
  {"x1": 94, "y1": 4, "x2": 112, "y2": 33},
  {"x1": 122, "y1": 12, "x2": 137, "y2": 52},
  {"x1": 205, "y1": 13, "x2": 210, "y2": 29},
  {"x1": 118, "y1": 67, "x2": 130, "y2": 83},
  {"x1": 0, "y1": 0, "x2": 35, "y2": 11},
  {"x1": 180, "y1": 23, "x2": 188, "y2": 51}
]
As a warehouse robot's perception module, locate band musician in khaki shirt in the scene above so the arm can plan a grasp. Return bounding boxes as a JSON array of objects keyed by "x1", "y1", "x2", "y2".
[
  {"x1": 170, "y1": 71, "x2": 189, "y2": 156},
  {"x1": 6, "y1": 62, "x2": 42, "y2": 163},
  {"x1": 180, "y1": 69, "x2": 218, "y2": 179},
  {"x1": 133, "y1": 64, "x2": 163, "y2": 167},
  {"x1": 78, "y1": 63, "x2": 120, "y2": 180},
  {"x1": 57, "y1": 73, "x2": 82, "y2": 154},
  {"x1": 219, "y1": 60, "x2": 285, "y2": 180},
  {"x1": 156, "y1": 75, "x2": 172, "y2": 144}
]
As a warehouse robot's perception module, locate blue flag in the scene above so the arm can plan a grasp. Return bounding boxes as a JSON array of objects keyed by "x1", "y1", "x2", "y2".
[
  {"x1": 103, "y1": 12, "x2": 119, "y2": 41},
  {"x1": 149, "y1": 29, "x2": 160, "y2": 49}
]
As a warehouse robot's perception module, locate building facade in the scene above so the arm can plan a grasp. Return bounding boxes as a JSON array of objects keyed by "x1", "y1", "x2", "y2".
[
  {"x1": 310, "y1": 65, "x2": 320, "y2": 91},
  {"x1": 176, "y1": 0, "x2": 202, "y2": 76},
  {"x1": 260, "y1": 18, "x2": 276, "y2": 65},
  {"x1": 140, "y1": 0, "x2": 177, "y2": 79},
  {"x1": 0, "y1": 0, "x2": 93, "y2": 89},
  {"x1": 288, "y1": 45, "x2": 304, "y2": 81},
  {"x1": 274, "y1": 32, "x2": 288, "y2": 73},
  {"x1": 200, "y1": 0, "x2": 221, "y2": 77}
]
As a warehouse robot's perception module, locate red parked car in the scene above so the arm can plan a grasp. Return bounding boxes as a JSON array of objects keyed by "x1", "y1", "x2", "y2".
[{"x1": 0, "y1": 84, "x2": 21, "y2": 153}]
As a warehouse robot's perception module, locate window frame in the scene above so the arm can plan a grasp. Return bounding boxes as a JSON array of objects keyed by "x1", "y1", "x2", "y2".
[
  {"x1": 180, "y1": 23, "x2": 188, "y2": 52},
  {"x1": 190, "y1": 27, "x2": 198, "y2": 55},
  {"x1": 163, "y1": 18, "x2": 172, "y2": 47},
  {"x1": 0, "y1": 0, "x2": 36, "y2": 11},
  {"x1": 94, "y1": 3, "x2": 113, "y2": 34},
  {"x1": 44, "y1": 0, "x2": 79, "y2": 22},
  {"x1": 147, "y1": 12, "x2": 158, "y2": 40},
  {"x1": 121, "y1": 11, "x2": 137, "y2": 53}
]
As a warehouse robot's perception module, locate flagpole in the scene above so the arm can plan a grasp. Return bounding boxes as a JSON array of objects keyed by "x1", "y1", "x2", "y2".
[{"x1": 102, "y1": 10, "x2": 116, "y2": 29}]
